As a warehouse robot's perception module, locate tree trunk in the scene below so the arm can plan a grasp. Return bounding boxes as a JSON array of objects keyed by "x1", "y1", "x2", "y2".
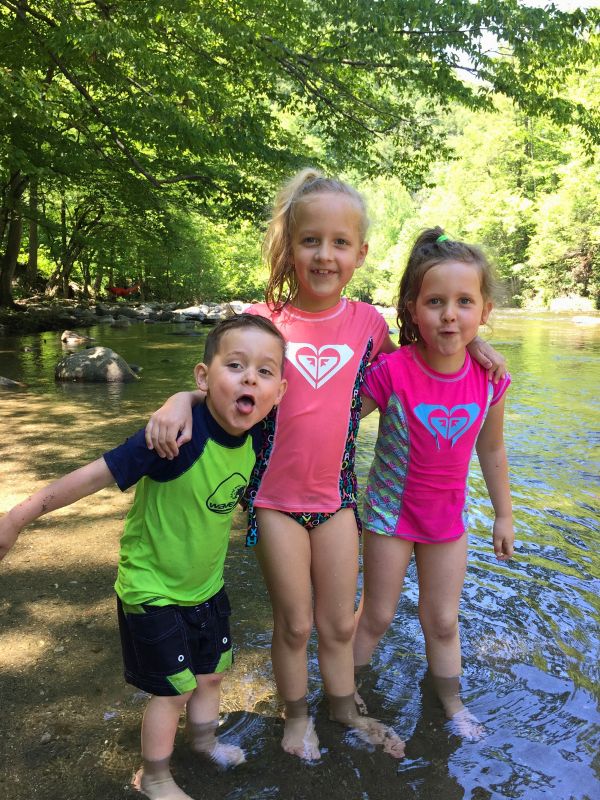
[
  {"x1": 81, "y1": 250, "x2": 95, "y2": 298},
  {"x1": 27, "y1": 178, "x2": 39, "y2": 286},
  {"x1": 93, "y1": 262, "x2": 104, "y2": 296},
  {"x1": 0, "y1": 171, "x2": 28, "y2": 307},
  {"x1": 0, "y1": 211, "x2": 23, "y2": 307},
  {"x1": 46, "y1": 197, "x2": 69, "y2": 296}
]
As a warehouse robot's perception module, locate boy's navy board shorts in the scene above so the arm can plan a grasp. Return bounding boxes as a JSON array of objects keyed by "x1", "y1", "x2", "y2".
[{"x1": 116, "y1": 587, "x2": 233, "y2": 696}]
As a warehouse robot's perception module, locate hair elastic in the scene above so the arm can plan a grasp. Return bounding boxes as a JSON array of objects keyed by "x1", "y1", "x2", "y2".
[{"x1": 436, "y1": 234, "x2": 450, "y2": 242}]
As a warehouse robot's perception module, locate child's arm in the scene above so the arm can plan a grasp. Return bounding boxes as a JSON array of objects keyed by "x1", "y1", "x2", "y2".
[
  {"x1": 468, "y1": 338, "x2": 507, "y2": 383},
  {"x1": 145, "y1": 389, "x2": 205, "y2": 459},
  {"x1": 360, "y1": 393, "x2": 379, "y2": 418},
  {"x1": 475, "y1": 396, "x2": 514, "y2": 561},
  {"x1": 379, "y1": 334, "x2": 397, "y2": 354},
  {"x1": 0, "y1": 458, "x2": 114, "y2": 561}
]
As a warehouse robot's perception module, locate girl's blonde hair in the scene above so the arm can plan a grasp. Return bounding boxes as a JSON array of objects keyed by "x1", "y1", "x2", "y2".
[
  {"x1": 397, "y1": 227, "x2": 495, "y2": 346},
  {"x1": 263, "y1": 168, "x2": 369, "y2": 309}
]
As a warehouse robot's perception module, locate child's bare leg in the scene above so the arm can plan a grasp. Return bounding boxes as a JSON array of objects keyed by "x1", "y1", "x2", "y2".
[
  {"x1": 135, "y1": 692, "x2": 194, "y2": 800},
  {"x1": 353, "y1": 663, "x2": 371, "y2": 715},
  {"x1": 255, "y1": 509, "x2": 320, "y2": 760},
  {"x1": 352, "y1": 533, "x2": 413, "y2": 716},
  {"x1": 353, "y1": 532, "x2": 414, "y2": 666},
  {"x1": 311, "y1": 512, "x2": 404, "y2": 758},
  {"x1": 416, "y1": 535, "x2": 484, "y2": 741},
  {"x1": 186, "y1": 673, "x2": 245, "y2": 767}
]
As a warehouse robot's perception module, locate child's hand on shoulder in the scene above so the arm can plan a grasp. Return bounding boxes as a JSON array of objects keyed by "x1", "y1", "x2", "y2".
[
  {"x1": 468, "y1": 338, "x2": 507, "y2": 383},
  {"x1": 493, "y1": 516, "x2": 514, "y2": 561},
  {"x1": 0, "y1": 512, "x2": 21, "y2": 561},
  {"x1": 145, "y1": 391, "x2": 202, "y2": 459}
]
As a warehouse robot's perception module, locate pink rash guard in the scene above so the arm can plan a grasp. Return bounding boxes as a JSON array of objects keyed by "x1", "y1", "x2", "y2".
[
  {"x1": 362, "y1": 345, "x2": 510, "y2": 543},
  {"x1": 247, "y1": 299, "x2": 389, "y2": 513}
]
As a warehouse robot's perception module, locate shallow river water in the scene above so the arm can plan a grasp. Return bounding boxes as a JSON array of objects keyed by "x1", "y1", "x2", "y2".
[{"x1": 0, "y1": 310, "x2": 598, "y2": 800}]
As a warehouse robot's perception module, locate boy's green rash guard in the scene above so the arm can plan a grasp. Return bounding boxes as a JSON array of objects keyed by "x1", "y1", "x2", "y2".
[{"x1": 103, "y1": 403, "x2": 261, "y2": 607}]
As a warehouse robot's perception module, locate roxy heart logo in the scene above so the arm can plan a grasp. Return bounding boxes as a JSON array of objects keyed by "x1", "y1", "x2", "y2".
[
  {"x1": 414, "y1": 402, "x2": 480, "y2": 449},
  {"x1": 286, "y1": 342, "x2": 354, "y2": 389}
]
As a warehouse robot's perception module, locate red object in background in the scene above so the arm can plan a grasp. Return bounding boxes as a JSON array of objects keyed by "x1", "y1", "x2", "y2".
[{"x1": 107, "y1": 283, "x2": 140, "y2": 297}]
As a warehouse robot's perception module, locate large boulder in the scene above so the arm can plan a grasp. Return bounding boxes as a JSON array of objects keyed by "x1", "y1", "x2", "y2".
[{"x1": 55, "y1": 347, "x2": 139, "y2": 383}]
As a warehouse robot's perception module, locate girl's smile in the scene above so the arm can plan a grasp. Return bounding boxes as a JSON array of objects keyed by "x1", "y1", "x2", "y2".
[
  {"x1": 290, "y1": 193, "x2": 368, "y2": 312},
  {"x1": 408, "y1": 260, "x2": 492, "y2": 373}
]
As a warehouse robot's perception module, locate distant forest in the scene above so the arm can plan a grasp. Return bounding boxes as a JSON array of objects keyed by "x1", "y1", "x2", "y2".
[{"x1": 1, "y1": 1, "x2": 599, "y2": 308}]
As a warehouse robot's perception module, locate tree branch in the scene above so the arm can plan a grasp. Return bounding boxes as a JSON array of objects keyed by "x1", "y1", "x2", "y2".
[{"x1": 5, "y1": 1, "x2": 190, "y2": 188}]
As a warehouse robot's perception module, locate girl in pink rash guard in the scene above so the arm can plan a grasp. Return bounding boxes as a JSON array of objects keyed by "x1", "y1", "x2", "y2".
[
  {"x1": 353, "y1": 227, "x2": 514, "y2": 741},
  {"x1": 144, "y1": 176, "x2": 507, "y2": 762}
]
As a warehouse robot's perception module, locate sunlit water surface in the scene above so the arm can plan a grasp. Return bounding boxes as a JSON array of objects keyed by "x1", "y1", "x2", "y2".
[{"x1": 1, "y1": 310, "x2": 598, "y2": 800}]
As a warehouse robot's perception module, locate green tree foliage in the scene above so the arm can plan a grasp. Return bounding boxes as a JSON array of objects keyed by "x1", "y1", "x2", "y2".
[
  {"x1": 355, "y1": 69, "x2": 600, "y2": 309},
  {"x1": 526, "y1": 151, "x2": 600, "y2": 305},
  {"x1": 348, "y1": 176, "x2": 415, "y2": 304},
  {"x1": 0, "y1": 1, "x2": 598, "y2": 305}
]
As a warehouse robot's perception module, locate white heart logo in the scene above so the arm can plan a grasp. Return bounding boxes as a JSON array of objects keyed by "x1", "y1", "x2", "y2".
[{"x1": 286, "y1": 342, "x2": 354, "y2": 388}]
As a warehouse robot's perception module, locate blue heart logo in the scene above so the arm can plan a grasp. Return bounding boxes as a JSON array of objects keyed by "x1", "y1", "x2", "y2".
[{"x1": 413, "y1": 403, "x2": 480, "y2": 448}]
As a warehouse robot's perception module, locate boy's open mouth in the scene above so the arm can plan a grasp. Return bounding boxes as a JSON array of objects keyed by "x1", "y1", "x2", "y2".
[{"x1": 236, "y1": 394, "x2": 256, "y2": 414}]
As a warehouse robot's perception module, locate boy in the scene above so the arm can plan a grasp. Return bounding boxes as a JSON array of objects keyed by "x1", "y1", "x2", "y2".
[{"x1": 0, "y1": 314, "x2": 287, "y2": 800}]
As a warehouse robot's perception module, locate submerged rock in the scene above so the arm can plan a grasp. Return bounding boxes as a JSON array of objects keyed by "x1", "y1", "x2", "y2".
[
  {"x1": 111, "y1": 317, "x2": 131, "y2": 328},
  {"x1": 0, "y1": 376, "x2": 27, "y2": 388},
  {"x1": 61, "y1": 329, "x2": 95, "y2": 346},
  {"x1": 55, "y1": 347, "x2": 139, "y2": 383}
]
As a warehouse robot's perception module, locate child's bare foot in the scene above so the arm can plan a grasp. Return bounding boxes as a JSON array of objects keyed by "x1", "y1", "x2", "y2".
[
  {"x1": 348, "y1": 716, "x2": 405, "y2": 758},
  {"x1": 282, "y1": 715, "x2": 321, "y2": 761},
  {"x1": 187, "y1": 720, "x2": 245, "y2": 768},
  {"x1": 447, "y1": 708, "x2": 486, "y2": 741},
  {"x1": 201, "y1": 740, "x2": 246, "y2": 768},
  {"x1": 133, "y1": 767, "x2": 194, "y2": 800},
  {"x1": 329, "y1": 693, "x2": 405, "y2": 758}
]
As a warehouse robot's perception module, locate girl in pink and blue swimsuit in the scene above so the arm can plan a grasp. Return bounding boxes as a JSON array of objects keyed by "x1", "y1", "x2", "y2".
[{"x1": 354, "y1": 228, "x2": 514, "y2": 740}]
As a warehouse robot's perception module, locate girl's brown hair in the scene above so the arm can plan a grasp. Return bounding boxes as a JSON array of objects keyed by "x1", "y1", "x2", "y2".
[
  {"x1": 397, "y1": 227, "x2": 495, "y2": 346},
  {"x1": 263, "y1": 168, "x2": 368, "y2": 309}
]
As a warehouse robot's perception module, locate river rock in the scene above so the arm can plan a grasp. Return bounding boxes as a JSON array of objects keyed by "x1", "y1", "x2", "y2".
[
  {"x1": 227, "y1": 301, "x2": 250, "y2": 315},
  {"x1": 152, "y1": 309, "x2": 176, "y2": 322},
  {"x1": 173, "y1": 305, "x2": 207, "y2": 320},
  {"x1": 95, "y1": 303, "x2": 115, "y2": 317},
  {"x1": 71, "y1": 308, "x2": 99, "y2": 325},
  {"x1": 55, "y1": 347, "x2": 139, "y2": 383},
  {"x1": 110, "y1": 306, "x2": 140, "y2": 319},
  {"x1": 61, "y1": 330, "x2": 95, "y2": 345},
  {"x1": 0, "y1": 376, "x2": 26, "y2": 388}
]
